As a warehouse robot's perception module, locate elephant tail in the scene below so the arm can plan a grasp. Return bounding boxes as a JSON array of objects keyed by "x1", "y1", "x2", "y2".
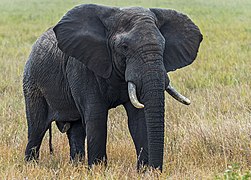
[{"x1": 49, "y1": 123, "x2": 54, "y2": 155}]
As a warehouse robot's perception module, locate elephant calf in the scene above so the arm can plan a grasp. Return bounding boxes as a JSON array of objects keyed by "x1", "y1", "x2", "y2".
[{"x1": 23, "y1": 4, "x2": 202, "y2": 171}]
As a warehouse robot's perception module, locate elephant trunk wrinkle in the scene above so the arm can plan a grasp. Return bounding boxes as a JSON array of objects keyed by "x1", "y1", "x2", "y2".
[
  {"x1": 126, "y1": 44, "x2": 163, "y2": 64},
  {"x1": 141, "y1": 73, "x2": 165, "y2": 171},
  {"x1": 144, "y1": 92, "x2": 165, "y2": 170}
]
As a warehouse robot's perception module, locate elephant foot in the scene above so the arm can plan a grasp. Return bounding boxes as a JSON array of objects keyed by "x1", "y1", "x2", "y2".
[
  {"x1": 70, "y1": 152, "x2": 85, "y2": 165},
  {"x1": 88, "y1": 156, "x2": 107, "y2": 169},
  {"x1": 25, "y1": 147, "x2": 40, "y2": 162}
]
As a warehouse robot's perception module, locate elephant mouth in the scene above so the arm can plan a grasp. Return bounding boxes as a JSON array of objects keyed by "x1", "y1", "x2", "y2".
[{"x1": 128, "y1": 77, "x2": 191, "y2": 109}]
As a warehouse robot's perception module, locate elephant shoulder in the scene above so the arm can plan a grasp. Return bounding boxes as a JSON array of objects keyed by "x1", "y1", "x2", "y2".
[
  {"x1": 25, "y1": 28, "x2": 66, "y2": 80},
  {"x1": 34, "y1": 27, "x2": 58, "y2": 50},
  {"x1": 29, "y1": 27, "x2": 65, "y2": 62}
]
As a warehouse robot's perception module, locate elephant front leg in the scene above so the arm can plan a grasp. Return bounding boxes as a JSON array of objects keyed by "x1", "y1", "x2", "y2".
[
  {"x1": 124, "y1": 102, "x2": 149, "y2": 170},
  {"x1": 85, "y1": 109, "x2": 108, "y2": 167},
  {"x1": 66, "y1": 119, "x2": 86, "y2": 163}
]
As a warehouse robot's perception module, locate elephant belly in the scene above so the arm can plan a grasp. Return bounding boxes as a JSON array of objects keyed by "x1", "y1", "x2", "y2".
[
  {"x1": 45, "y1": 93, "x2": 81, "y2": 122},
  {"x1": 48, "y1": 108, "x2": 80, "y2": 122},
  {"x1": 42, "y1": 81, "x2": 81, "y2": 122}
]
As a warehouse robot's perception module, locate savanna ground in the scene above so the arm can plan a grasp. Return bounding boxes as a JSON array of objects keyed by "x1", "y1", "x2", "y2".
[{"x1": 0, "y1": 0, "x2": 250, "y2": 179}]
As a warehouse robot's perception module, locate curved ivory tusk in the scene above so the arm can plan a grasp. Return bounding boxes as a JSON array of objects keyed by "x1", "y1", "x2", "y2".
[
  {"x1": 166, "y1": 84, "x2": 191, "y2": 105},
  {"x1": 128, "y1": 82, "x2": 144, "y2": 109}
]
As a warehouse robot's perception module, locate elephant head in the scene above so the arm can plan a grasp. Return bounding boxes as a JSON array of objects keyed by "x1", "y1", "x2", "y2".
[{"x1": 53, "y1": 4, "x2": 202, "y2": 170}]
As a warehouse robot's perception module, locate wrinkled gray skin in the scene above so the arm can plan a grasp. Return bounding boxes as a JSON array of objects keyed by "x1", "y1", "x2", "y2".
[{"x1": 23, "y1": 4, "x2": 202, "y2": 171}]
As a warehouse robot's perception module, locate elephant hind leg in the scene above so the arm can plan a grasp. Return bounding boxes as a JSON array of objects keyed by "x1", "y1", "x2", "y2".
[
  {"x1": 66, "y1": 120, "x2": 86, "y2": 163},
  {"x1": 24, "y1": 93, "x2": 50, "y2": 161}
]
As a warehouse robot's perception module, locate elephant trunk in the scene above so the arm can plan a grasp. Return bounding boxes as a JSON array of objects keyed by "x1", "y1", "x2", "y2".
[{"x1": 141, "y1": 70, "x2": 165, "y2": 171}]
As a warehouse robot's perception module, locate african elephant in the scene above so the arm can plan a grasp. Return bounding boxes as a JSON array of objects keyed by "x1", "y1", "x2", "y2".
[{"x1": 23, "y1": 4, "x2": 202, "y2": 171}]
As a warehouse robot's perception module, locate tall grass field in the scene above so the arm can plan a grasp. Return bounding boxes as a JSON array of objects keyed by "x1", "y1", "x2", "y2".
[{"x1": 0, "y1": 0, "x2": 250, "y2": 179}]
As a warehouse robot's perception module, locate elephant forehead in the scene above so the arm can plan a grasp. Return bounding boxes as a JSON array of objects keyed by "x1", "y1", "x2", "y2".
[
  {"x1": 118, "y1": 7, "x2": 156, "y2": 21},
  {"x1": 114, "y1": 8, "x2": 157, "y2": 32},
  {"x1": 120, "y1": 7, "x2": 155, "y2": 18},
  {"x1": 119, "y1": 6, "x2": 150, "y2": 12}
]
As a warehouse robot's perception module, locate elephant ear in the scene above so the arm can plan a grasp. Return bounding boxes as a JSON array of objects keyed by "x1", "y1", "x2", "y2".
[
  {"x1": 53, "y1": 4, "x2": 117, "y2": 78},
  {"x1": 150, "y1": 8, "x2": 203, "y2": 72}
]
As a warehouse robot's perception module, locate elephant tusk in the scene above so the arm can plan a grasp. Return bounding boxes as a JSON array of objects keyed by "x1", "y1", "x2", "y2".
[
  {"x1": 128, "y1": 82, "x2": 144, "y2": 109},
  {"x1": 166, "y1": 84, "x2": 191, "y2": 105}
]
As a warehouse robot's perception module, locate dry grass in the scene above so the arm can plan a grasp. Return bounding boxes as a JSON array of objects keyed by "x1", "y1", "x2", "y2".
[{"x1": 0, "y1": 0, "x2": 250, "y2": 179}]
